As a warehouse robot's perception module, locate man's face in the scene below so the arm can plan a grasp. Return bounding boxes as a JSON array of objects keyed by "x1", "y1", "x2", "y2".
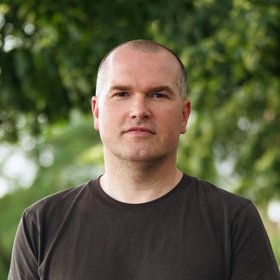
[{"x1": 92, "y1": 47, "x2": 190, "y2": 163}]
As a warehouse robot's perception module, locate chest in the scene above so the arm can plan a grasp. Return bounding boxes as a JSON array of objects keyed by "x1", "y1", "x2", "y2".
[{"x1": 39, "y1": 202, "x2": 231, "y2": 280}]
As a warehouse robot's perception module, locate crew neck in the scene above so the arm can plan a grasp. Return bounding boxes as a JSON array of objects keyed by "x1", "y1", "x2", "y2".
[{"x1": 91, "y1": 174, "x2": 189, "y2": 210}]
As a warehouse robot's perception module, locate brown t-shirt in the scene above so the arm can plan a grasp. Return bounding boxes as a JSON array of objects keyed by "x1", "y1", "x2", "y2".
[{"x1": 8, "y1": 174, "x2": 280, "y2": 279}]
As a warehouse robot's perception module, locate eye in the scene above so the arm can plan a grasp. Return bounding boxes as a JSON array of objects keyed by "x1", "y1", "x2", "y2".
[
  {"x1": 114, "y1": 91, "x2": 129, "y2": 97},
  {"x1": 150, "y1": 92, "x2": 167, "y2": 99}
]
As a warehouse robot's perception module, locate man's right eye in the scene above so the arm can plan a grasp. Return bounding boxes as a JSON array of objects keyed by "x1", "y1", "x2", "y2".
[{"x1": 114, "y1": 92, "x2": 129, "y2": 97}]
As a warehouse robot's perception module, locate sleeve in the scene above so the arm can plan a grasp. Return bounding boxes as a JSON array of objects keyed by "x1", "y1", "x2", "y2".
[
  {"x1": 230, "y1": 202, "x2": 280, "y2": 280},
  {"x1": 8, "y1": 210, "x2": 40, "y2": 280}
]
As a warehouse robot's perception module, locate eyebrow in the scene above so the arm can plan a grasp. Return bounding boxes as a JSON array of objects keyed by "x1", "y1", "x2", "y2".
[
  {"x1": 147, "y1": 86, "x2": 175, "y2": 94},
  {"x1": 109, "y1": 85, "x2": 175, "y2": 95},
  {"x1": 109, "y1": 85, "x2": 132, "y2": 92}
]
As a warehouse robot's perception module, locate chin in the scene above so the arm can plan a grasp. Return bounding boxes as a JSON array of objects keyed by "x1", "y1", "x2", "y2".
[{"x1": 122, "y1": 151, "x2": 170, "y2": 163}]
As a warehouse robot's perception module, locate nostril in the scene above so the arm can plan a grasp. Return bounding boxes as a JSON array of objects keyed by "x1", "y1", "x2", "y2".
[{"x1": 129, "y1": 108, "x2": 151, "y2": 119}]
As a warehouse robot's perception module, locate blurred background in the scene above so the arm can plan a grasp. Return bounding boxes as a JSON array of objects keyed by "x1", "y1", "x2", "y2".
[{"x1": 0, "y1": 0, "x2": 279, "y2": 277}]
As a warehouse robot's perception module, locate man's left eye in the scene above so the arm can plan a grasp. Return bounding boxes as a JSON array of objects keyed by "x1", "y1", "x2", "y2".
[{"x1": 151, "y1": 92, "x2": 166, "y2": 98}]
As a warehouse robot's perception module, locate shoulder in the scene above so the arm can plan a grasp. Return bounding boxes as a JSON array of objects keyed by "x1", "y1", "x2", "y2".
[
  {"x1": 182, "y1": 174, "x2": 253, "y2": 221},
  {"x1": 184, "y1": 173, "x2": 250, "y2": 204},
  {"x1": 23, "y1": 178, "x2": 98, "y2": 223}
]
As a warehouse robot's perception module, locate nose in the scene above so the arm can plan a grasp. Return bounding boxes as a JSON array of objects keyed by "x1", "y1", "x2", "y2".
[{"x1": 129, "y1": 95, "x2": 151, "y2": 119}]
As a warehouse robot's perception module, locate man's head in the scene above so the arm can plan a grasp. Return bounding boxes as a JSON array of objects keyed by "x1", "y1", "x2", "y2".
[
  {"x1": 92, "y1": 39, "x2": 191, "y2": 164},
  {"x1": 96, "y1": 40, "x2": 187, "y2": 99}
]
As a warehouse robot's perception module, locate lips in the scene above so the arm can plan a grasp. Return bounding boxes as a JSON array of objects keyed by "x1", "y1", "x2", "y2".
[{"x1": 123, "y1": 127, "x2": 156, "y2": 134}]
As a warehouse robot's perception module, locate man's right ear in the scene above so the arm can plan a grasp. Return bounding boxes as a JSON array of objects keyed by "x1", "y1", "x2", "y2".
[{"x1": 91, "y1": 96, "x2": 99, "y2": 131}]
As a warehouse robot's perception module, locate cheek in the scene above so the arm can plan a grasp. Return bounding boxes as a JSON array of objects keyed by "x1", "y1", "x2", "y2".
[
  {"x1": 98, "y1": 106, "x2": 123, "y2": 132},
  {"x1": 160, "y1": 110, "x2": 183, "y2": 131}
]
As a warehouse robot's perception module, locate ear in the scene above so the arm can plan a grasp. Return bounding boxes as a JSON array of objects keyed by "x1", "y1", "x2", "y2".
[
  {"x1": 180, "y1": 98, "x2": 191, "y2": 134},
  {"x1": 91, "y1": 96, "x2": 100, "y2": 131}
]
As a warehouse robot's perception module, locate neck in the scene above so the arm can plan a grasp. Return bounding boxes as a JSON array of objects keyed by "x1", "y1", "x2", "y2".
[{"x1": 100, "y1": 154, "x2": 183, "y2": 204}]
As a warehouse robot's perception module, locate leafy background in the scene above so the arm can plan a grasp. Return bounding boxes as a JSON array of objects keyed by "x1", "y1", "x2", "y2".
[{"x1": 0, "y1": 0, "x2": 279, "y2": 277}]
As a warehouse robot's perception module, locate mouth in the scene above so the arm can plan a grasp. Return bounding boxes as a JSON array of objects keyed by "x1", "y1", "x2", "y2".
[{"x1": 123, "y1": 127, "x2": 156, "y2": 135}]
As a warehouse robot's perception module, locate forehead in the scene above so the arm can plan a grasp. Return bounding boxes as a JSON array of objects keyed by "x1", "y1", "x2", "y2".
[{"x1": 102, "y1": 46, "x2": 181, "y2": 85}]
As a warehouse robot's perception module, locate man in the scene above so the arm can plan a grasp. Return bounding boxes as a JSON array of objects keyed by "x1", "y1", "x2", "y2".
[{"x1": 9, "y1": 40, "x2": 279, "y2": 279}]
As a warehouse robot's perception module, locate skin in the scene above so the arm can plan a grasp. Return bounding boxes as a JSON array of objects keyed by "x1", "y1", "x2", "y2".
[{"x1": 92, "y1": 45, "x2": 191, "y2": 203}]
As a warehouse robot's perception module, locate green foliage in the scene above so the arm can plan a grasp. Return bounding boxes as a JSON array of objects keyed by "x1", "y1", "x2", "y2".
[
  {"x1": 173, "y1": 0, "x2": 280, "y2": 202},
  {"x1": 0, "y1": 0, "x2": 280, "y2": 277}
]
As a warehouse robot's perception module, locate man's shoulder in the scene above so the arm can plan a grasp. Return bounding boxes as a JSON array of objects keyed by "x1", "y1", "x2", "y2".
[
  {"x1": 183, "y1": 174, "x2": 252, "y2": 215},
  {"x1": 185, "y1": 173, "x2": 249, "y2": 200},
  {"x1": 23, "y1": 178, "x2": 97, "y2": 221}
]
